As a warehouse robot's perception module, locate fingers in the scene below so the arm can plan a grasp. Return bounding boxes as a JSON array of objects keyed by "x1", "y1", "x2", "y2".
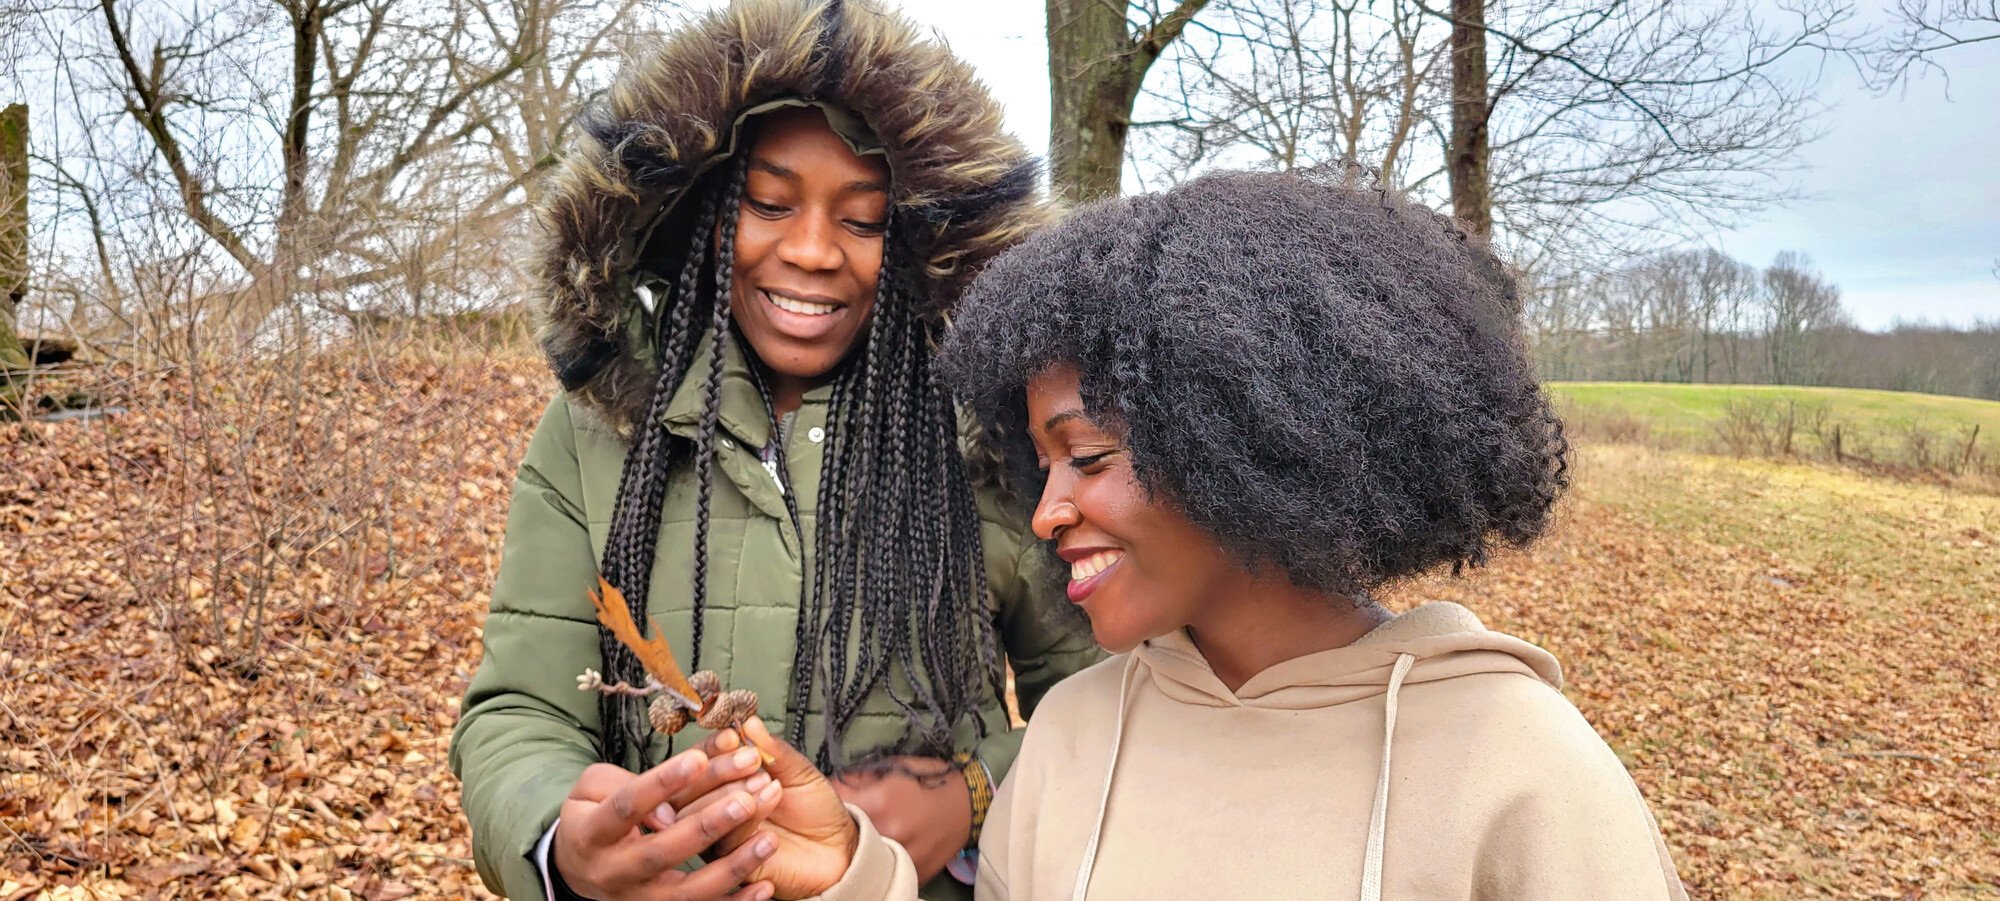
[
  {"x1": 720, "y1": 881, "x2": 776, "y2": 901},
  {"x1": 668, "y1": 743, "x2": 768, "y2": 811},
  {"x1": 575, "y1": 750, "x2": 708, "y2": 848},
  {"x1": 696, "y1": 724, "x2": 743, "y2": 758},
  {"x1": 654, "y1": 831, "x2": 781, "y2": 901},
  {"x1": 610, "y1": 788, "x2": 765, "y2": 885},
  {"x1": 739, "y1": 717, "x2": 817, "y2": 787},
  {"x1": 713, "y1": 775, "x2": 783, "y2": 854}
]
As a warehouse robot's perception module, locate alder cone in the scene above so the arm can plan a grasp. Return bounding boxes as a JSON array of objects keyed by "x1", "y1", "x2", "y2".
[
  {"x1": 649, "y1": 697, "x2": 690, "y2": 735},
  {"x1": 696, "y1": 690, "x2": 759, "y2": 731},
  {"x1": 644, "y1": 670, "x2": 758, "y2": 735}
]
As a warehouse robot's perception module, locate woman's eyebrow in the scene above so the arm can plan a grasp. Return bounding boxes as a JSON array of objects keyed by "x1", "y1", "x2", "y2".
[
  {"x1": 748, "y1": 158, "x2": 799, "y2": 181},
  {"x1": 1041, "y1": 409, "x2": 1087, "y2": 433},
  {"x1": 747, "y1": 158, "x2": 887, "y2": 195}
]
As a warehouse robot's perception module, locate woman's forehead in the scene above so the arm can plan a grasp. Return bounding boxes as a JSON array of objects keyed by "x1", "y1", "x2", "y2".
[{"x1": 748, "y1": 107, "x2": 890, "y2": 184}]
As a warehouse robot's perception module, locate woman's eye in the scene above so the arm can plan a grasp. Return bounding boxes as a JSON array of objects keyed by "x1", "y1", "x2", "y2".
[
  {"x1": 1070, "y1": 452, "x2": 1112, "y2": 472},
  {"x1": 747, "y1": 199, "x2": 788, "y2": 216},
  {"x1": 847, "y1": 218, "x2": 888, "y2": 235}
]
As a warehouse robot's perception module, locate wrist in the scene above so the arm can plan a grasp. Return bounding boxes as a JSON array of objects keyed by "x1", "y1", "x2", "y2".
[
  {"x1": 546, "y1": 826, "x2": 599, "y2": 901},
  {"x1": 951, "y1": 753, "x2": 994, "y2": 849}
]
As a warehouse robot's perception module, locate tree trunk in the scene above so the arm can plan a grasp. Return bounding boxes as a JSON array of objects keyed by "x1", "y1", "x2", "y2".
[
  {"x1": 1446, "y1": 0, "x2": 1491, "y2": 238},
  {"x1": 1046, "y1": 0, "x2": 1211, "y2": 204},
  {"x1": 1, "y1": 104, "x2": 29, "y2": 374},
  {"x1": 1047, "y1": 0, "x2": 1134, "y2": 204}
]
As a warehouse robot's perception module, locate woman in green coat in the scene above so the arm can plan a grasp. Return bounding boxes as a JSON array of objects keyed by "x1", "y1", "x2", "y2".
[{"x1": 446, "y1": 2, "x2": 1100, "y2": 899}]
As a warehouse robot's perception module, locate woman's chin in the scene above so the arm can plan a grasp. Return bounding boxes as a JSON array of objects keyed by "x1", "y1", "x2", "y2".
[{"x1": 1088, "y1": 619, "x2": 1154, "y2": 655}]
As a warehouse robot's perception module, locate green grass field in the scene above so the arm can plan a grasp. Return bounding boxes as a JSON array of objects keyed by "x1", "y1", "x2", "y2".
[{"x1": 1549, "y1": 382, "x2": 2000, "y2": 469}]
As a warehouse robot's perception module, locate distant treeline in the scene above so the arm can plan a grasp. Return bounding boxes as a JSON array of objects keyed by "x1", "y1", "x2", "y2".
[{"x1": 1525, "y1": 249, "x2": 2000, "y2": 401}]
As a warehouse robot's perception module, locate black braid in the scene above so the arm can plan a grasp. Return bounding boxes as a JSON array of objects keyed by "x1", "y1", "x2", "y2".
[
  {"x1": 802, "y1": 240, "x2": 998, "y2": 770},
  {"x1": 793, "y1": 359, "x2": 861, "y2": 762},
  {"x1": 689, "y1": 156, "x2": 750, "y2": 675},
  {"x1": 593, "y1": 174, "x2": 724, "y2": 767}
]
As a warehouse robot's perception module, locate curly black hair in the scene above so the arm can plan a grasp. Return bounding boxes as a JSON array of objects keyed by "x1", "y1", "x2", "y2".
[{"x1": 940, "y1": 168, "x2": 1569, "y2": 597}]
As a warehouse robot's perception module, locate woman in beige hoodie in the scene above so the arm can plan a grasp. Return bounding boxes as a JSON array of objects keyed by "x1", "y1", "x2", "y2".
[{"x1": 648, "y1": 169, "x2": 1687, "y2": 901}]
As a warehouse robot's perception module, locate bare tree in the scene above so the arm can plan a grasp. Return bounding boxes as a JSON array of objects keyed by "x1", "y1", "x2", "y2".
[
  {"x1": 1047, "y1": 0, "x2": 1213, "y2": 202},
  {"x1": 100, "y1": 0, "x2": 542, "y2": 336},
  {"x1": 1132, "y1": 0, "x2": 1447, "y2": 191},
  {"x1": 11, "y1": 0, "x2": 631, "y2": 350},
  {"x1": 1762, "y1": 250, "x2": 1847, "y2": 385},
  {"x1": 1449, "y1": 0, "x2": 1851, "y2": 250},
  {"x1": 1135, "y1": 0, "x2": 1853, "y2": 261}
]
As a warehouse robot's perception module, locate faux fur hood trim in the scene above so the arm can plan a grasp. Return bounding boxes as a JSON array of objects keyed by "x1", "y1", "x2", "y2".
[{"x1": 534, "y1": 0, "x2": 1049, "y2": 434}]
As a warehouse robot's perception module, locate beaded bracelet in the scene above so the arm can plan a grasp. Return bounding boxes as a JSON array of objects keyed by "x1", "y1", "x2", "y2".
[{"x1": 952, "y1": 751, "x2": 994, "y2": 845}]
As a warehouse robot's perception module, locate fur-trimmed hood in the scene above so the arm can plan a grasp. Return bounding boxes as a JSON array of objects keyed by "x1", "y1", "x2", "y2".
[{"x1": 533, "y1": 0, "x2": 1047, "y2": 433}]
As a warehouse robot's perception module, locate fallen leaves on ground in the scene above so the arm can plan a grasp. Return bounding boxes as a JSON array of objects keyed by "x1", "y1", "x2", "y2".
[
  {"x1": 3, "y1": 350, "x2": 543, "y2": 900},
  {"x1": 4, "y1": 356, "x2": 1997, "y2": 900},
  {"x1": 1392, "y1": 444, "x2": 2000, "y2": 900}
]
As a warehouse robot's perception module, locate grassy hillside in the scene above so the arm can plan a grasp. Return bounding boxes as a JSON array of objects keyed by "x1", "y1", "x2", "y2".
[{"x1": 1550, "y1": 382, "x2": 2000, "y2": 479}]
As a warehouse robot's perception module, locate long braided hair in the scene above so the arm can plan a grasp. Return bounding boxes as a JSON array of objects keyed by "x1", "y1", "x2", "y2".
[{"x1": 594, "y1": 149, "x2": 1006, "y2": 772}]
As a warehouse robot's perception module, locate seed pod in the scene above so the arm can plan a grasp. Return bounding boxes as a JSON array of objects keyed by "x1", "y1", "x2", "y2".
[
  {"x1": 695, "y1": 689, "x2": 760, "y2": 731},
  {"x1": 649, "y1": 695, "x2": 691, "y2": 735},
  {"x1": 689, "y1": 670, "x2": 723, "y2": 706}
]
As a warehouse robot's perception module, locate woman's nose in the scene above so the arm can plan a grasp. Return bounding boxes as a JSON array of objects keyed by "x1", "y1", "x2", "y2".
[
  {"x1": 773, "y1": 212, "x2": 844, "y2": 272},
  {"x1": 1031, "y1": 479, "x2": 1081, "y2": 541}
]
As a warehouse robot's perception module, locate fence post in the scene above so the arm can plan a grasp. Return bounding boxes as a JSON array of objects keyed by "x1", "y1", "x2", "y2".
[
  {"x1": 1782, "y1": 400, "x2": 1795, "y2": 457},
  {"x1": 1963, "y1": 424, "x2": 1981, "y2": 473}
]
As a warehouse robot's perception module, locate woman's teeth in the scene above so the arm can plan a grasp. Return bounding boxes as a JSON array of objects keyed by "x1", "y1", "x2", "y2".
[
  {"x1": 1070, "y1": 550, "x2": 1123, "y2": 582},
  {"x1": 767, "y1": 292, "x2": 839, "y2": 316}
]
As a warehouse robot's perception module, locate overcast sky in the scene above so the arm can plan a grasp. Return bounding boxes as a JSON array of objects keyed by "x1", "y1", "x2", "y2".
[{"x1": 892, "y1": 0, "x2": 2000, "y2": 331}]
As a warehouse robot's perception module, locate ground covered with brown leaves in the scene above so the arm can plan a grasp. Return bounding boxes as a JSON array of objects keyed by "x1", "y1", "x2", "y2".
[{"x1": 4, "y1": 357, "x2": 1997, "y2": 900}]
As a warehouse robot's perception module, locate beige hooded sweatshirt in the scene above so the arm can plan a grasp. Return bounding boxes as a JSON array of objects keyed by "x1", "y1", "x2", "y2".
[{"x1": 812, "y1": 603, "x2": 1688, "y2": 901}]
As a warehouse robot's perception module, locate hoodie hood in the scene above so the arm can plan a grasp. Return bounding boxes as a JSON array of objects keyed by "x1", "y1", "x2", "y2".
[
  {"x1": 534, "y1": 0, "x2": 1047, "y2": 433},
  {"x1": 1132, "y1": 601, "x2": 1563, "y2": 709},
  {"x1": 1066, "y1": 603, "x2": 1569, "y2": 901}
]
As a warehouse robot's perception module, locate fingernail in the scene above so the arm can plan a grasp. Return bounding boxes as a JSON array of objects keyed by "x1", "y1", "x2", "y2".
[
  {"x1": 752, "y1": 882, "x2": 775, "y2": 901},
  {"x1": 653, "y1": 802, "x2": 676, "y2": 825},
  {"x1": 728, "y1": 795, "x2": 752, "y2": 819},
  {"x1": 733, "y1": 747, "x2": 760, "y2": 768},
  {"x1": 758, "y1": 779, "x2": 781, "y2": 802},
  {"x1": 753, "y1": 834, "x2": 777, "y2": 857},
  {"x1": 745, "y1": 771, "x2": 771, "y2": 792},
  {"x1": 673, "y1": 754, "x2": 702, "y2": 778}
]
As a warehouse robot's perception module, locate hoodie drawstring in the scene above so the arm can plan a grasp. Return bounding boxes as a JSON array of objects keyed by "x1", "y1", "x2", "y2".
[
  {"x1": 1070, "y1": 653, "x2": 1140, "y2": 901},
  {"x1": 1360, "y1": 653, "x2": 1416, "y2": 901}
]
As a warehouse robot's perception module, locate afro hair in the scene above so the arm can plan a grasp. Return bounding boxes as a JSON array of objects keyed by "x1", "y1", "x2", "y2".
[{"x1": 939, "y1": 168, "x2": 1570, "y2": 597}]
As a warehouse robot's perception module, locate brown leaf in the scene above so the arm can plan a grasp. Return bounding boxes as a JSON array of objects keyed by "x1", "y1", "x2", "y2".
[
  {"x1": 589, "y1": 577, "x2": 698, "y2": 704},
  {"x1": 364, "y1": 881, "x2": 416, "y2": 901}
]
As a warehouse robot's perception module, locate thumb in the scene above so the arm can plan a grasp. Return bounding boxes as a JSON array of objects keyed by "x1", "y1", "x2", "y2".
[{"x1": 742, "y1": 717, "x2": 823, "y2": 788}]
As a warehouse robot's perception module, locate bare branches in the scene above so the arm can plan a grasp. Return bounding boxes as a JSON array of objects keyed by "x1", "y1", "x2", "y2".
[
  {"x1": 1872, "y1": 0, "x2": 2000, "y2": 85},
  {"x1": 97, "y1": 0, "x2": 267, "y2": 279},
  {"x1": 14, "y1": 0, "x2": 655, "y2": 351},
  {"x1": 1132, "y1": 0, "x2": 1855, "y2": 264},
  {"x1": 1137, "y1": 0, "x2": 1210, "y2": 64},
  {"x1": 1047, "y1": 0, "x2": 1216, "y2": 201},
  {"x1": 1131, "y1": 0, "x2": 1446, "y2": 189}
]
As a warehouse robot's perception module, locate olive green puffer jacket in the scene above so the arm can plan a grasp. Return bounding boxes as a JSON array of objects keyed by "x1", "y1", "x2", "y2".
[{"x1": 447, "y1": 2, "x2": 1099, "y2": 898}]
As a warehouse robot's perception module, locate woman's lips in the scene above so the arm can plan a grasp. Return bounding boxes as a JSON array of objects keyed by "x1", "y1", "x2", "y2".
[
  {"x1": 1066, "y1": 549, "x2": 1124, "y2": 604},
  {"x1": 758, "y1": 288, "x2": 847, "y2": 341}
]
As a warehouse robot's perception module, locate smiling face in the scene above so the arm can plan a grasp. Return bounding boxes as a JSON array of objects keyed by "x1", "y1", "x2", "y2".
[
  {"x1": 1025, "y1": 364, "x2": 1255, "y2": 653},
  {"x1": 729, "y1": 107, "x2": 892, "y2": 390}
]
